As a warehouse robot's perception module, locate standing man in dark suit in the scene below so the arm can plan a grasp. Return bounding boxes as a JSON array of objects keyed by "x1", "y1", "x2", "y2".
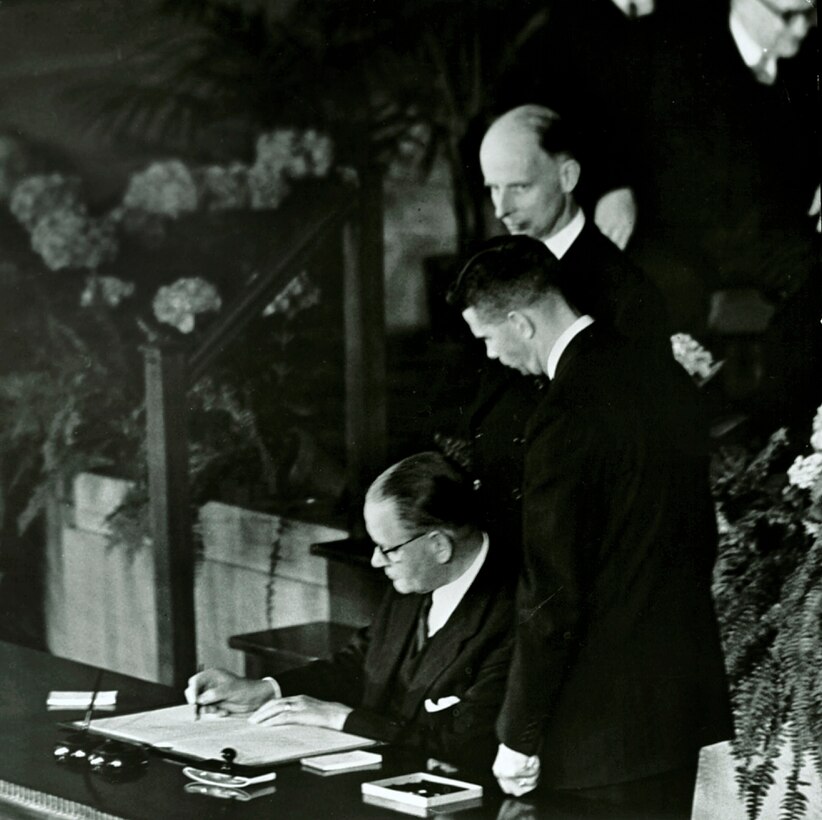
[
  {"x1": 449, "y1": 237, "x2": 732, "y2": 814},
  {"x1": 631, "y1": 0, "x2": 819, "y2": 425},
  {"x1": 187, "y1": 451, "x2": 516, "y2": 769},
  {"x1": 463, "y1": 104, "x2": 666, "y2": 558}
]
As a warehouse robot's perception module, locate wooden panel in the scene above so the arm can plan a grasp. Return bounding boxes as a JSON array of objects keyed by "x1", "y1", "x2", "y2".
[
  {"x1": 46, "y1": 524, "x2": 158, "y2": 681},
  {"x1": 194, "y1": 559, "x2": 330, "y2": 675},
  {"x1": 343, "y1": 169, "x2": 387, "y2": 529},
  {"x1": 144, "y1": 345, "x2": 196, "y2": 689},
  {"x1": 199, "y1": 501, "x2": 344, "y2": 586}
]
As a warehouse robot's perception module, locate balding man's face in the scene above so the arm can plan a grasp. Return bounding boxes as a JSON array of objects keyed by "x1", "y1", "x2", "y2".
[
  {"x1": 480, "y1": 126, "x2": 575, "y2": 243},
  {"x1": 365, "y1": 498, "x2": 444, "y2": 594}
]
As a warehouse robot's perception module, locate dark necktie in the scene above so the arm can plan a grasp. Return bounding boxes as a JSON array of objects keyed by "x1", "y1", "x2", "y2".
[{"x1": 415, "y1": 593, "x2": 432, "y2": 654}]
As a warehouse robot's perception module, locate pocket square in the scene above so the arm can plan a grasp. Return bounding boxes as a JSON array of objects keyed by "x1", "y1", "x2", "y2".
[{"x1": 424, "y1": 695, "x2": 461, "y2": 713}]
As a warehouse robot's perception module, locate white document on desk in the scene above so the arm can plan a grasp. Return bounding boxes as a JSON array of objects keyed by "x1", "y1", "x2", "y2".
[{"x1": 83, "y1": 704, "x2": 377, "y2": 767}]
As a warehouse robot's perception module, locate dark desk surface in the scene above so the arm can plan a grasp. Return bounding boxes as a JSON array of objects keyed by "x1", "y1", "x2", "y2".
[{"x1": 0, "y1": 641, "x2": 671, "y2": 819}]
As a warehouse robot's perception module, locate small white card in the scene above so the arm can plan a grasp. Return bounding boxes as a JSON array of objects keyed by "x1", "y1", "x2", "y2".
[
  {"x1": 47, "y1": 690, "x2": 118, "y2": 709},
  {"x1": 301, "y1": 750, "x2": 383, "y2": 774}
]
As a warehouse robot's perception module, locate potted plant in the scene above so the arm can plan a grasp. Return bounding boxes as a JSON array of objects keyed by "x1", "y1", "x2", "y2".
[
  {"x1": 709, "y1": 411, "x2": 822, "y2": 819},
  {"x1": 0, "y1": 128, "x2": 340, "y2": 555}
]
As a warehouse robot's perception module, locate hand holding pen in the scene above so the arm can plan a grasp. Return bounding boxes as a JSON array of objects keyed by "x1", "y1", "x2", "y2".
[{"x1": 185, "y1": 668, "x2": 275, "y2": 716}]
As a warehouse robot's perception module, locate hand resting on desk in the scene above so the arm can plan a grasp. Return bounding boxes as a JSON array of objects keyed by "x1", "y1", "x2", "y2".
[
  {"x1": 249, "y1": 694, "x2": 352, "y2": 731},
  {"x1": 185, "y1": 668, "x2": 353, "y2": 731}
]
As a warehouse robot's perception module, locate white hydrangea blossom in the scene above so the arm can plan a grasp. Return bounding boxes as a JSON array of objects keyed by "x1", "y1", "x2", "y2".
[
  {"x1": 198, "y1": 163, "x2": 250, "y2": 212},
  {"x1": 30, "y1": 208, "x2": 118, "y2": 272},
  {"x1": 300, "y1": 129, "x2": 334, "y2": 178},
  {"x1": 122, "y1": 160, "x2": 198, "y2": 218},
  {"x1": 255, "y1": 130, "x2": 306, "y2": 177},
  {"x1": 263, "y1": 270, "x2": 321, "y2": 319},
  {"x1": 80, "y1": 275, "x2": 135, "y2": 308},
  {"x1": 787, "y1": 453, "x2": 822, "y2": 491},
  {"x1": 248, "y1": 164, "x2": 292, "y2": 210},
  {"x1": 153, "y1": 277, "x2": 221, "y2": 333},
  {"x1": 671, "y1": 333, "x2": 718, "y2": 380},
  {"x1": 248, "y1": 129, "x2": 334, "y2": 210},
  {"x1": 10, "y1": 174, "x2": 83, "y2": 231}
]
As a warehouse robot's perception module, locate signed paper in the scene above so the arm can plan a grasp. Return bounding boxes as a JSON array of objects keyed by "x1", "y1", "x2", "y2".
[{"x1": 83, "y1": 704, "x2": 376, "y2": 766}]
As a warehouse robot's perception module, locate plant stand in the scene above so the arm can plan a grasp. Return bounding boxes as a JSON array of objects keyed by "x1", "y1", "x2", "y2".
[{"x1": 692, "y1": 740, "x2": 822, "y2": 819}]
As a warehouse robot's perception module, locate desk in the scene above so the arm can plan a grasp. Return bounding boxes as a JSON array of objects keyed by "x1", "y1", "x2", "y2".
[{"x1": 0, "y1": 641, "x2": 686, "y2": 819}]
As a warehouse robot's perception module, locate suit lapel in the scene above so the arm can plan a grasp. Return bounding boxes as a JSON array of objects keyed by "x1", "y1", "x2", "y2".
[
  {"x1": 364, "y1": 591, "x2": 422, "y2": 708},
  {"x1": 401, "y1": 560, "x2": 497, "y2": 701},
  {"x1": 526, "y1": 322, "x2": 600, "y2": 441}
]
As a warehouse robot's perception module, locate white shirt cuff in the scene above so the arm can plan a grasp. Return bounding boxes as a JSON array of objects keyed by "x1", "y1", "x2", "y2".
[{"x1": 262, "y1": 677, "x2": 281, "y2": 699}]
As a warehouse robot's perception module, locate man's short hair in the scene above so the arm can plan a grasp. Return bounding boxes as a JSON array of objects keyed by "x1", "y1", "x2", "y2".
[
  {"x1": 446, "y1": 235, "x2": 563, "y2": 319},
  {"x1": 367, "y1": 451, "x2": 477, "y2": 534},
  {"x1": 501, "y1": 104, "x2": 578, "y2": 160}
]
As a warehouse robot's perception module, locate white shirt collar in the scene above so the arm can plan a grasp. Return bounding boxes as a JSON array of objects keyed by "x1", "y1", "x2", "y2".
[
  {"x1": 729, "y1": 10, "x2": 777, "y2": 82},
  {"x1": 608, "y1": 0, "x2": 656, "y2": 16},
  {"x1": 547, "y1": 315, "x2": 595, "y2": 379},
  {"x1": 428, "y1": 532, "x2": 489, "y2": 637},
  {"x1": 543, "y1": 209, "x2": 585, "y2": 260}
]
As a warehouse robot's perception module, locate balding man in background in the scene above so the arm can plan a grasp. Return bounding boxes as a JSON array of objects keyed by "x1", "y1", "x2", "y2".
[{"x1": 462, "y1": 105, "x2": 665, "y2": 560}]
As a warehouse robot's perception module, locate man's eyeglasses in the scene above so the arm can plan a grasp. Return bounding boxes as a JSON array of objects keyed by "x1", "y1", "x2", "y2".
[
  {"x1": 753, "y1": 0, "x2": 817, "y2": 25},
  {"x1": 373, "y1": 530, "x2": 432, "y2": 558}
]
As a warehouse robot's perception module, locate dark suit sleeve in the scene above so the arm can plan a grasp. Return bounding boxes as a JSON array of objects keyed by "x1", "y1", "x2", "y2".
[
  {"x1": 273, "y1": 625, "x2": 370, "y2": 708},
  {"x1": 497, "y1": 403, "x2": 612, "y2": 755},
  {"x1": 345, "y1": 626, "x2": 514, "y2": 766}
]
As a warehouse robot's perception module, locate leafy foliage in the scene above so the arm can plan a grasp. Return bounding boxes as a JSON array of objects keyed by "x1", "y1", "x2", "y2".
[
  {"x1": 77, "y1": 0, "x2": 552, "y2": 247},
  {"x1": 711, "y1": 423, "x2": 822, "y2": 819}
]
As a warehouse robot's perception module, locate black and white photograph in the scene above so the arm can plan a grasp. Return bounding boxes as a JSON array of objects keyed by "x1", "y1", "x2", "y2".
[{"x1": 0, "y1": 1, "x2": 819, "y2": 818}]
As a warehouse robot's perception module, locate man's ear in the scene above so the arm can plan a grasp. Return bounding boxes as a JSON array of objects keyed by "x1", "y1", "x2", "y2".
[
  {"x1": 508, "y1": 310, "x2": 535, "y2": 339},
  {"x1": 429, "y1": 531, "x2": 453, "y2": 564},
  {"x1": 559, "y1": 157, "x2": 581, "y2": 194}
]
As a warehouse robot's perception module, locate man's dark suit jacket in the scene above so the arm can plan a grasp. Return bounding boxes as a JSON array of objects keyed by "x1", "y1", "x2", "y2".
[
  {"x1": 466, "y1": 222, "x2": 667, "y2": 555},
  {"x1": 634, "y1": 16, "x2": 818, "y2": 298},
  {"x1": 496, "y1": 322, "x2": 732, "y2": 788},
  {"x1": 273, "y1": 552, "x2": 516, "y2": 768}
]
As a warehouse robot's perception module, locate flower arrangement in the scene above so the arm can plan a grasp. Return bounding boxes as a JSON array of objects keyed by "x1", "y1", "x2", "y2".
[
  {"x1": 671, "y1": 332, "x2": 723, "y2": 384},
  {"x1": 669, "y1": 332, "x2": 822, "y2": 819},
  {"x1": 0, "y1": 128, "x2": 337, "y2": 549},
  {"x1": 152, "y1": 277, "x2": 222, "y2": 334},
  {"x1": 6, "y1": 127, "x2": 334, "y2": 333},
  {"x1": 121, "y1": 159, "x2": 199, "y2": 218},
  {"x1": 710, "y1": 411, "x2": 821, "y2": 819}
]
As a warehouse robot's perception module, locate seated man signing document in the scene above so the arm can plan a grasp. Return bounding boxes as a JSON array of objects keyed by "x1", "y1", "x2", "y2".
[{"x1": 186, "y1": 452, "x2": 516, "y2": 768}]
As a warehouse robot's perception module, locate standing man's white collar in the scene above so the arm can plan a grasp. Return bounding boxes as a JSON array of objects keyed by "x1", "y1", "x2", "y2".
[
  {"x1": 428, "y1": 532, "x2": 489, "y2": 637},
  {"x1": 730, "y1": 10, "x2": 777, "y2": 83},
  {"x1": 547, "y1": 315, "x2": 595, "y2": 379},
  {"x1": 543, "y1": 209, "x2": 585, "y2": 260}
]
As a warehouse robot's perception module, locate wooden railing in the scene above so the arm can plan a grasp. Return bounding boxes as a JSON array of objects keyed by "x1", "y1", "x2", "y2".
[{"x1": 142, "y1": 171, "x2": 385, "y2": 688}]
